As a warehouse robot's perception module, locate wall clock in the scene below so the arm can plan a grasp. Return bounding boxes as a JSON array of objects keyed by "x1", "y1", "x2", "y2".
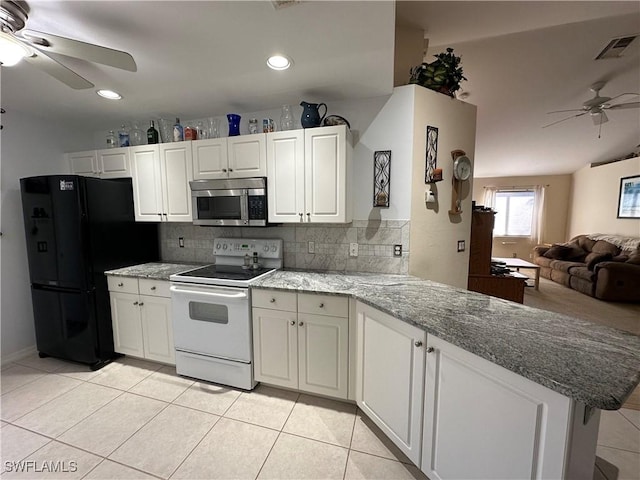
[
  {"x1": 449, "y1": 150, "x2": 471, "y2": 215},
  {"x1": 453, "y1": 155, "x2": 472, "y2": 181}
]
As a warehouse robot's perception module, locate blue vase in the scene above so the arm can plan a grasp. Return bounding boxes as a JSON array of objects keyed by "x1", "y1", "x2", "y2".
[
  {"x1": 227, "y1": 114, "x2": 241, "y2": 136},
  {"x1": 300, "y1": 101, "x2": 327, "y2": 128}
]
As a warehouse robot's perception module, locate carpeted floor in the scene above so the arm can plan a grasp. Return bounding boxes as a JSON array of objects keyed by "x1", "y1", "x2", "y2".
[{"x1": 523, "y1": 277, "x2": 640, "y2": 410}]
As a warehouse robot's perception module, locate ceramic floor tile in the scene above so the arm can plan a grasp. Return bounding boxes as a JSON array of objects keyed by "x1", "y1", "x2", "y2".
[
  {"x1": 0, "y1": 374, "x2": 82, "y2": 422},
  {"x1": 0, "y1": 425, "x2": 51, "y2": 471},
  {"x1": 172, "y1": 381, "x2": 241, "y2": 415},
  {"x1": 15, "y1": 353, "x2": 70, "y2": 373},
  {"x1": 596, "y1": 446, "x2": 640, "y2": 480},
  {"x1": 58, "y1": 392, "x2": 166, "y2": 457},
  {"x1": 619, "y1": 408, "x2": 640, "y2": 430},
  {"x1": 344, "y1": 450, "x2": 428, "y2": 480},
  {"x1": 0, "y1": 364, "x2": 46, "y2": 395},
  {"x1": 258, "y1": 432, "x2": 348, "y2": 480},
  {"x1": 109, "y1": 404, "x2": 218, "y2": 478},
  {"x1": 1, "y1": 440, "x2": 101, "y2": 479},
  {"x1": 598, "y1": 410, "x2": 640, "y2": 453},
  {"x1": 282, "y1": 394, "x2": 356, "y2": 447},
  {"x1": 350, "y1": 410, "x2": 412, "y2": 463},
  {"x1": 129, "y1": 366, "x2": 194, "y2": 402},
  {"x1": 88, "y1": 357, "x2": 161, "y2": 391},
  {"x1": 172, "y1": 417, "x2": 278, "y2": 480},
  {"x1": 54, "y1": 361, "x2": 106, "y2": 382},
  {"x1": 14, "y1": 382, "x2": 122, "y2": 437},
  {"x1": 83, "y1": 460, "x2": 157, "y2": 479},
  {"x1": 224, "y1": 385, "x2": 298, "y2": 430}
]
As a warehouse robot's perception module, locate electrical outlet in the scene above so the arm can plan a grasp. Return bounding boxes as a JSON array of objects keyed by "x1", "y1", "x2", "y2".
[
  {"x1": 394, "y1": 245, "x2": 402, "y2": 257},
  {"x1": 349, "y1": 243, "x2": 358, "y2": 257},
  {"x1": 179, "y1": 237, "x2": 185, "y2": 248},
  {"x1": 308, "y1": 241, "x2": 315, "y2": 254},
  {"x1": 512, "y1": 252, "x2": 517, "y2": 258},
  {"x1": 457, "y1": 240, "x2": 465, "y2": 252}
]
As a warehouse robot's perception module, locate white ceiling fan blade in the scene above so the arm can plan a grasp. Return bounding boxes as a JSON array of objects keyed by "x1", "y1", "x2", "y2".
[
  {"x1": 591, "y1": 111, "x2": 608, "y2": 126},
  {"x1": 607, "y1": 102, "x2": 640, "y2": 110},
  {"x1": 23, "y1": 50, "x2": 94, "y2": 89},
  {"x1": 21, "y1": 29, "x2": 137, "y2": 72},
  {"x1": 542, "y1": 112, "x2": 587, "y2": 128}
]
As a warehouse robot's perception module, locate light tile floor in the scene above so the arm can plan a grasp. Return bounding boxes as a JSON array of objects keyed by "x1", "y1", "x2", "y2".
[{"x1": 0, "y1": 352, "x2": 637, "y2": 480}]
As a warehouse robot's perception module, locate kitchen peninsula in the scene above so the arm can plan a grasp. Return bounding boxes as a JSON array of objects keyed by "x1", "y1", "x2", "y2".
[{"x1": 251, "y1": 269, "x2": 640, "y2": 479}]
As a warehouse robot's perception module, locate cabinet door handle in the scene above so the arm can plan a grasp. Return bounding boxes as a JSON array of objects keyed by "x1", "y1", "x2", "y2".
[
  {"x1": 139, "y1": 302, "x2": 144, "y2": 306},
  {"x1": 133, "y1": 301, "x2": 139, "y2": 305},
  {"x1": 318, "y1": 303, "x2": 324, "y2": 308},
  {"x1": 163, "y1": 213, "x2": 168, "y2": 218},
  {"x1": 157, "y1": 213, "x2": 162, "y2": 218},
  {"x1": 270, "y1": 298, "x2": 276, "y2": 303},
  {"x1": 414, "y1": 341, "x2": 423, "y2": 347},
  {"x1": 427, "y1": 346, "x2": 434, "y2": 353},
  {"x1": 151, "y1": 286, "x2": 156, "y2": 290},
  {"x1": 299, "y1": 321, "x2": 304, "y2": 327},
  {"x1": 222, "y1": 168, "x2": 227, "y2": 172},
  {"x1": 229, "y1": 168, "x2": 233, "y2": 172},
  {"x1": 299, "y1": 213, "x2": 303, "y2": 218},
  {"x1": 306, "y1": 213, "x2": 310, "y2": 217},
  {"x1": 118, "y1": 282, "x2": 124, "y2": 287},
  {"x1": 290, "y1": 320, "x2": 296, "y2": 326}
]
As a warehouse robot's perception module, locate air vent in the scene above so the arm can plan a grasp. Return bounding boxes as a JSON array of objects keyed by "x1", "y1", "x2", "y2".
[
  {"x1": 595, "y1": 35, "x2": 638, "y2": 59},
  {"x1": 271, "y1": 0, "x2": 300, "y2": 9}
]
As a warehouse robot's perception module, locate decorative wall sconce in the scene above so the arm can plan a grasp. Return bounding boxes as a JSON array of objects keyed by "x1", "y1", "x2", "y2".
[{"x1": 373, "y1": 150, "x2": 391, "y2": 207}]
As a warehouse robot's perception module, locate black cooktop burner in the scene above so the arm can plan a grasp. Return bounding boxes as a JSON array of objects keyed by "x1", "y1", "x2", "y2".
[{"x1": 176, "y1": 264, "x2": 274, "y2": 282}]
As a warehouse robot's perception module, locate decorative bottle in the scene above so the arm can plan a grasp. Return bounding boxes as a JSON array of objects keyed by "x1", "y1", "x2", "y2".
[
  {"x1": 147, "y1": 120, "x2": 159, "y2": 144},
  {"x1": 130, "y1": 122, "x2": 144, "y2": 146},
  {"x1": 173, "y1": 117, "x2": 184, "y2": 142},
  {"x1": 227, "y1": 114, "x2": 241, "y2": 136},
  {"x1": 118, "y1": 125, "x2": 130, "y2": 147},
  {"x1": 106, "y1": 130, "x2": 116, "y2": 148},
  {"x1": 280, "y1": 105, "x2": 294, "y2": 130}
]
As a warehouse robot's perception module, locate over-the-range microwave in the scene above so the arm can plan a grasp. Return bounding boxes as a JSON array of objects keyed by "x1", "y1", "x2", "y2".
[{"x1": 190, "y1": 177, "x2": 268, "y2": 226}]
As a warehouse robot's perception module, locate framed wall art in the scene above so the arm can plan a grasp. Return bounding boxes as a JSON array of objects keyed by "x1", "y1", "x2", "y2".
[
  {"x1": 617, "y1": 175, "x2": 640, "y2": 218},
  {"x1": 373, "y1": 150, "x2": 391, "y2": 207},
  {"x1": 425, "y1": 125, "x2": 442, "y2": 183}
]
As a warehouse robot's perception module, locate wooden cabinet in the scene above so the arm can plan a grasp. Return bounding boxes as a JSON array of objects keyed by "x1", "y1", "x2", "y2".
[
  {"x1": 130, "y1": 143, "x2": 193, "y2": 222},
  {"x1": 252, "y1": 290, "x2": 349, "y2": 399},
  {"x1": 266, "y1": 125, "x2": 352, "y2": 223},
  {"x1": 355, "y1": 301, "x2": 425, "y2": 465},
  {"x1": 108, "y1": 276, "x2": 175, "y2": 365},
  {"x1": 192, "y1": 135, "x2": 266, "y2": 180},
  {"x1": 68, "y1": 148, "x2": 131, "y2": 178},
  {"x1": 421, "y1": 335, "x2": 573, "y2": 480},
  {"x1": 468, "y1": 210, "x2": 525, "y2": 303}
]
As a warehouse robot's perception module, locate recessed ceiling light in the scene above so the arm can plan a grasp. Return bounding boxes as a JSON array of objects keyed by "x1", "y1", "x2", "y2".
[
  {"x1": 97, "y1": 89, "x2": 122, "y2": 100},
  {"x1": 267, "y1": 54, "x2": 292, "y2": 71}
]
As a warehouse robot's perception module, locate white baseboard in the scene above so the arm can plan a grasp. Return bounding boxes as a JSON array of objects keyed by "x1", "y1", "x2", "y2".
[{"x1": 1, "y1": 345, "x2": 37, "y2": 364}]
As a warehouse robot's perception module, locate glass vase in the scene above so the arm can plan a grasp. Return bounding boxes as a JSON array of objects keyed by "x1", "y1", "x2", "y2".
[{"x1": 280, "y1": 105, "x2": 294, "y2": 131}]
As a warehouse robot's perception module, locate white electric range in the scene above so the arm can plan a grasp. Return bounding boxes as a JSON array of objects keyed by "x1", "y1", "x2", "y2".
[{"x1": 169, "y1": 238, "x2": 282, "y2": 389}]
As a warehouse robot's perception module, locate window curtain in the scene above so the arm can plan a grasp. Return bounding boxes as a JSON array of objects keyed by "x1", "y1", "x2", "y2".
[
  {"x1": 531, "y1": 185, "x2": 546, "y2": 244},
  {"x1": 483, "y1": 186, "x2": 498, "y2": 209}
]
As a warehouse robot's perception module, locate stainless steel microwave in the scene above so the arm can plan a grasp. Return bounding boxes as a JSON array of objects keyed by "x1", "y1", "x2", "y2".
[{"x1": 190, "y1": 177, "x2": 268, "y2": 226}]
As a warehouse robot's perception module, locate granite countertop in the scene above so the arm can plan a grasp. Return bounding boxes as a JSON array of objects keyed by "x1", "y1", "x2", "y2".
[
  {"x1": 105, "y1": 262, "x2": 207, "y2": 281},
  {"x1": 252, "y1": 270, "x2": 640, "y2": 410}
]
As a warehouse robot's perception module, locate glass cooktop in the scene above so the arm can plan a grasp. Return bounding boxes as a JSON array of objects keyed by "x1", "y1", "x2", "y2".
[{"x1": 174, "y1": 264, "x2": 275, "y2": 282}]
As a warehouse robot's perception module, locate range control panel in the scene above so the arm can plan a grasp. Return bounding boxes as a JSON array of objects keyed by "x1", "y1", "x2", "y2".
[{"x1": 213, "y1": 238, "x2": 282, "y2": 259}]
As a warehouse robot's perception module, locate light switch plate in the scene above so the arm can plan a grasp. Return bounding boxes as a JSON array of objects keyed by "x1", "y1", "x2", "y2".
[
  {"x1": 457, "y1": 240, "x2": 465, "y2": 252},
  {"x1": 308, "y1": 241, "x2": 315, "y2": 254},
  {"x1": 349, "y1": 243, "x2": 358, "y2": 257}
]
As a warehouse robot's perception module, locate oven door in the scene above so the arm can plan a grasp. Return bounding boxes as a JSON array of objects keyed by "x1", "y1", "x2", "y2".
[
  {"x1": 170, "y1": 283, "x2": 252, "y2": 362},
  {"x1": 191, "y1": 189, "x2": 248, "y2": 226}
]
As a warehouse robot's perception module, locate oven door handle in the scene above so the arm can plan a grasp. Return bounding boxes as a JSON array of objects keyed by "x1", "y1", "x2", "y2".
[{"x1": 170, "y1": 285, "x2": 248, "y2": 300}]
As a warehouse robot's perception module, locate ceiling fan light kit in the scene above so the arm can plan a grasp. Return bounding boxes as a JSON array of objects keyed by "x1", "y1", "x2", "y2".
[{"x1": 0, "y1": 30, "x2": 31, "y2": 66}]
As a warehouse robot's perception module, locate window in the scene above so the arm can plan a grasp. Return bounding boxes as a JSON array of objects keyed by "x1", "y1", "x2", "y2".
[{"x1": 493, "y1": 190, "x2": 535, "y2": 236}]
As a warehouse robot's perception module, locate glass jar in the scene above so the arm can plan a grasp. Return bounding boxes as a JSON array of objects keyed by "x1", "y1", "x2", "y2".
[
  {"x1": 106, "y1": 130, "x2": 116, "y2": 148},
  {"x1": 280, "y1": 105, "x2": 294, "y2": 131},
  {"x1": 130, "y1": 122, "x2": 144, "y2": 146}
]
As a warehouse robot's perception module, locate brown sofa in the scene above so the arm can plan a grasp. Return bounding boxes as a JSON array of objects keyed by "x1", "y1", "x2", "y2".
[{"x1": 533, "y1": 234, "x2": 640, "y2": 302}]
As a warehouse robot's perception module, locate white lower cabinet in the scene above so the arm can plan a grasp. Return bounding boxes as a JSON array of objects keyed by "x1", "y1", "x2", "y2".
[
  {"x1": 108, "y1": 276, "x2": 175, "y2": 365},
  {"x1": 355, "y1": 301, "x2": 426, "y2": 465},
  {"x1": 252, "y1": 290, "x2": 349, "y2": 399}
]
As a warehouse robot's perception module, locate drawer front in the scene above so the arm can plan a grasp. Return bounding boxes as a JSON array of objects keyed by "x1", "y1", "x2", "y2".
[
  {"x1": 298, "y1": 293, "x2": 348, "y2": 318},
  {"x1": 252, "y1": 289, "x2": 297, "y2": 312},
  {"x1": 139, "y1": 278, "x2": 170, "y2": 297},
  {"x1": 107, "y1": 276, "x2": 139, "y2": 294}
]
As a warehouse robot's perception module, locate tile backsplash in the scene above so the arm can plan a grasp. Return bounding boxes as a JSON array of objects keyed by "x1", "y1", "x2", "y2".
[{"x1": 160, "y1": 220, "x2": 410, "y2": 274}]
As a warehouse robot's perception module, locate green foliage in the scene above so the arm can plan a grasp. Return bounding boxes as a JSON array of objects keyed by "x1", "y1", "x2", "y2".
[{"x1": 409, "y1": 48, "x2": 467, "y2": 96}]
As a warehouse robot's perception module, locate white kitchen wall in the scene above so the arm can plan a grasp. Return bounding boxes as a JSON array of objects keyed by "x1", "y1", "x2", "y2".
[{"x1": 1, "y1": 110, "x2": 93, "y2": 361}]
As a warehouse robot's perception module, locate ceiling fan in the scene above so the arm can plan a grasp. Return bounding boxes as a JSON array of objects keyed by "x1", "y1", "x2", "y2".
[
  {"x1": 543, "y1": 81, "x2": 640, "y2": 129},
  {"x1": 0, "y1": 0, "x2": 136, "y2": 89}
]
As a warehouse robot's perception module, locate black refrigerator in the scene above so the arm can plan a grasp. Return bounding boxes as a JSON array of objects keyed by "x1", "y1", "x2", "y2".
[{"x1": 20, "y1": 175, "x2": 159, "y2": 369}]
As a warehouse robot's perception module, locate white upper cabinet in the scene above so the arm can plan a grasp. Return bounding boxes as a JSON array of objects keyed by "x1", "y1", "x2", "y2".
[
  {"x1": 130, "y1": 143, "x2": 193, "y2": 222},
  {"x1": 68, "y1": 148, "x2": 131, "y2": 178},
  {"x1": 193, "y1": 134, "x2": 266, "y2": 180},
  {"x1": 266, "y1": 125, "x2": 352, "y2": 223}
]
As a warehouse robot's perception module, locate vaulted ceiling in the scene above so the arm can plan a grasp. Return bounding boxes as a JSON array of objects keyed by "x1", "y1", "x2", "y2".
[{"x1": 2, "y1": 1, "x2": 639, "y2": 178}]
